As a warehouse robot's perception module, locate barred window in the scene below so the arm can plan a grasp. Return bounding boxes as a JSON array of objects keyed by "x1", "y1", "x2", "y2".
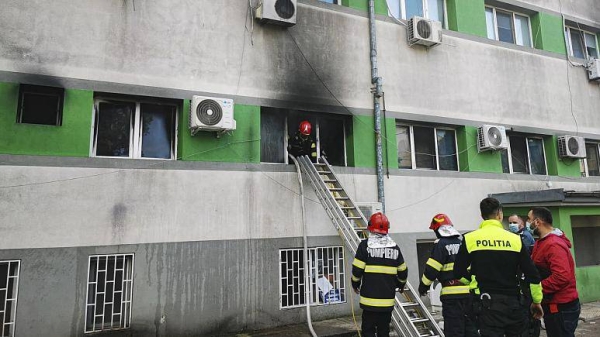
[
  {"x1": 0, "y1": 261, "x2": 20, "y2": 337},
  {"x1": 279, "y1": 247, "x2": 346, "y2": 309},
  {"x1": 85, "y1": 254, "x2": 134, "y2": 333}
]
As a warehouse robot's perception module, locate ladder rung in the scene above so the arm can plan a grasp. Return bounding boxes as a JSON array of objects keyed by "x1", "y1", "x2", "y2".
[
  {"x1": 328, "y1": 188, "x2": 343, "y2": 191},
  {"x1": 410, "y1": 318, "x2": 430, "y2": 323},
  {"x1": 347, "y1": 216, "x2": 362, "y2": 219},
  {"x1": 318, "y1": 171, "x2": 332, "y2": 174},
  {"x1": 322, "y1": 179, "x2": 338, "y2": 183},
  {"x1": 340, "y1": 207, "x2": 355, "y2": 209},
  {"x1": 420, "y1": 335, "x2": 440, "y2": 337},
  {"x1": 401, "y1": 302, "x2": 419, "y2": 307},
  {"x1": 335, "y1": 197, "x2": 349, "y2": 200}
]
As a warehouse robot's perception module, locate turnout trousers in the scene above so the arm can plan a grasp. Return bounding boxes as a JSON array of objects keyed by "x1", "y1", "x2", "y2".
[
  {"x1": 361, "y1": 309, "x2": 392, "y2": 337},
  {"x1": 442, "y1": 297, "x2": 479, "y2": 337}
]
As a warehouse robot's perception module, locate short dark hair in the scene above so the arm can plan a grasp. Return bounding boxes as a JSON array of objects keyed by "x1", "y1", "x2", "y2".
[
  {"x1": 530, "y1": 207, "x2": 553, "y2": 224},
  {"x1": 480, "y1": 197, "x2": 502, "y2": 220}
]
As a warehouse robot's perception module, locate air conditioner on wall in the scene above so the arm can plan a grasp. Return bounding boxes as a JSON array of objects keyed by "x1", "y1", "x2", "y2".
[
  {"x1": 477, "y1": 125, "x2": 509, "y2": 152},
  {"x1": 189, "y1": 96, "x2": 236, "y2": 135},
  {"x1": 407, "y1": 16, "x2": 442, "y2": 47},
  {"x1": 255, "y1": 0, "x2": 297, "y2": 27},
  {"x1": 586, "y1": 58, "x2": 600, "y2": 82},
  {"x1": 558, "y1": 135, "x2": 586, "y2": 159}
]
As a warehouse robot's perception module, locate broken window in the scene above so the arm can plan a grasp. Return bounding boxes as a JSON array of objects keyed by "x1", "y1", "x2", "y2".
[
  {"x1": 501, "y1": 135, "x2": 547, "y2": 175},
  {"x1": 17, "y1": 84, "x2": 64, "y2": 126},
  {"x1": 396, "y1": 123, "x2": 458, "y2": 171},
  {"x1": 260, "y1": 108, "x2": 348, "y2": 166},
  {"x1": 571, "y1": 215, "x2": 600, "y2": 267},
  {"x1": 583, "y1": 142, "x2": 600, "y2": 177},
  {"x1": 279, "y1": 247, "x2": 346, "y2": 309},
  {"x1": 0, "y1": 260, "x2": 20, "y2": 337},
  {"x1": 85, "y1": 254, "x2": 134, "y2": 333},
  {"x1": 92, "y1": 96, "x2": 178, "y2": 160}
]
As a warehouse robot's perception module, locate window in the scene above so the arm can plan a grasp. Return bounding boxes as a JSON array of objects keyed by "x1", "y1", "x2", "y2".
[
  {"x1": 396, "y1": 124, "x2": 458, "y2": 171},
  {"x1": 388, "y1": 0, "x2": 447, "y2": 28},
  {"x1": 260, "y1": 108, "x2": 348, "y2": 166},
  {"x1": 501, "y1": 135, "x2": 547, "y2": 175},
  {"x1": 17, "y1": 84, "x2": 64, "y2": 126},
  {"x1": 0, "y1": 261, "x2": 20, "y2": 337},
  {"x1": 570, "y1": 215, "x2": 600, "y2": 267},
  {"x1": 565, "y1": 27, "x2": 598, "y2": 59},
  {"x1": 85, "y1": 254, "x2": 134, "y2": 333},
  {"x1": 92, "y1": 96, "x2": 178, "y2": 159},
  {"x1": 485, "y1": 7, "x2": 532, "y2": 47},
  {"x1": 279, "y1": 247, "x2": 346, "y2": 309},
  {"x1": 582, "y1": 142, "x2": 600, "y2": 177},
  {"x1": 319, "y1": 0, "x2": 341, "y2": 4}
]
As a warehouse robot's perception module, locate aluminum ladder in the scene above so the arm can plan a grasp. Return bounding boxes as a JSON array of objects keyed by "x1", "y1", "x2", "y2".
[{"x1": 295, "y1": 155, "x2": 444, "y2": 337}]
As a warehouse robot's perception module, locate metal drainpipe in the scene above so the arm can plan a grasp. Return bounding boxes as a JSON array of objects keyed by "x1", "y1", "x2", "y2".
[{"x1": 368, "y1": 0, "x2": 386, "y2": 212}]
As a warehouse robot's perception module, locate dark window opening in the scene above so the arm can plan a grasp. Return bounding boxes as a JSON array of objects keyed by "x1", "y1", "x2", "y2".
[
  {"x1": 414, "y1": 126, "x2": 436, "y2": 169},
  {"x1": 17, "y1": 84, "x2": 64, "y2": 126}
]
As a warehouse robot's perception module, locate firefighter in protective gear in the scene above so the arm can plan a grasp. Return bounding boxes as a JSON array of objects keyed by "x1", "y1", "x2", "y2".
[
  {"x1": 352, "y1": 212, "x2": 407, "y2": 337},
  {"x1": 418, "y1": 214, "x2": 479, "y2": 337},
  {"x1": 287, "y1": 120, "x2": 317, "y2": 161}
]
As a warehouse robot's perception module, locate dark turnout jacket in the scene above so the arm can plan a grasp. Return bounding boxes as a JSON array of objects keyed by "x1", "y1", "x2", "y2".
[
  {"x1": 419, "y1": 236, "x2": 470, "y2": 299},
  {"x1": 352, "y1": 238, "x2": 407, "y2": 312},
  {"x1": 454, "y1": 219, "x2": 543, "y2": 304}
]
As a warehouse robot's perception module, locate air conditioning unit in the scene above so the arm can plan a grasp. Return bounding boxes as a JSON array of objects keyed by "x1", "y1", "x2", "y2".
[
  {"x1": 558, "y1": 135, "x2": 586, "y2": 158},
  {"x1": 586, "y1": 58, "x2": 600, "y2": 82},
  {"x1": 477, "y1": 125, "x2": 509, "y2": 152},
  {"x1": 356, "y1": 202, "x2": 383, "y2": 221},
  {"x1": 189, "y1": 96, "x2": 236, "y2": 135},
  {"x1": 255, "y1": 0, "x2": 297, "y2": 27},
  {"x1": 407, "y1": 16, "x2": 442, "y2": 47}
]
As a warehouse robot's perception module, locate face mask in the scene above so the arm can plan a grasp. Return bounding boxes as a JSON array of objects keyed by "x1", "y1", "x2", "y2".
[
  {"x1": 525, "y1": 222, "x2": 533, "y2": 234},
  {"x1": 508, "y1": 223, "x2": 519, "y2": 233},
  {"x1": 530, "y1": 220, "x2": 540, "y2": 236}
]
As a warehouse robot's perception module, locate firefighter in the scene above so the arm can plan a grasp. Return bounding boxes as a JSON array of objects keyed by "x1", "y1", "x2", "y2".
[
  {"x1": 454, "y1": 197, "x2": 544, "y2": 337},
  {"x1": 287, "y1": 120, "x2": 317, "y2": 161},
  {"x1": 351, "y1": 212, "x2": 407, "y2": 337},
  {"x1": 418, "y1": 214, "x2": 478, "y2": 337}
]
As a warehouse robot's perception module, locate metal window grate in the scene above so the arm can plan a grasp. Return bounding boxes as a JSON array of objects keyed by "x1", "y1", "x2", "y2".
[
  {"x1": 0, "y1": 260, "x2": 20, "y2": 337},
  {"x1": 279, "y1": 246, "x2": 346, "y2": 309},
  {"x1": 84, "y1": 254, "x2": 134, "y2": 333}
]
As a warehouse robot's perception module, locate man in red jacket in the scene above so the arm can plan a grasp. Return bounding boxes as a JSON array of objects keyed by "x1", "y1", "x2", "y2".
[{"x1": 528, "y1": 207, "x2": 580, "y2": 337}]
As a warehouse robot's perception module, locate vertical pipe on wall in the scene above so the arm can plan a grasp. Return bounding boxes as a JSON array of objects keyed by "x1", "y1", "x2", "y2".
[{"x1": 368, "y1": 0, "x2": 386, "y2": 212}]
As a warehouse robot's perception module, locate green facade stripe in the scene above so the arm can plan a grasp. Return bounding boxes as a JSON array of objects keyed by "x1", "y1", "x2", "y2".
[
  {"x1": 342, "y1": 0, "x2": 388, "y2": 16},
  {"x1": 530, "y1": 12, "x2": 567, "y2": 55},
  {"x1": 544, "y1": 136, "x2": 581, "y2": 178},
  {"x1": 446, "y1": 0, "x2": 487, "y2": 38},
  {"x1": 0, "y1": 83, "x2": 93, "y2": 157},
  {"x1": 456, "y1": 126, "x2": 503, "y2": 173},
  {"x1": 350, "y1": 115, "x2": 396, "y2": 168},
  {"x1": 178, "y1": 102, "x2": 260, "y2": 163}
]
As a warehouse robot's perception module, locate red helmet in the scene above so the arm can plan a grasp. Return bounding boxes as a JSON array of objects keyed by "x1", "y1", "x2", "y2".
[
  {"x1": 299, "y1": 121, "x2": 312, "y2": 136},
  {"x1": 430, "y1": 213, "x2": 453, "y2": 231},
  {"x1": 368, "y1": 212, "x2": 390, "y2": 235}
]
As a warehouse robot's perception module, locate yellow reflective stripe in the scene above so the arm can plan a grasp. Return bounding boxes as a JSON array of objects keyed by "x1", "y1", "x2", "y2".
[
  {"x1": 397, "y1": 263, "x2": 407, "y2": 271},
  {"x1": 311, "y1": 143, "x2": 316, "y2": 148},
  {"x1": 469, "y1": 276, "x2": 479, "y2": 290},
  {"x1": 530, "y1": 283, "x2": 543, "y2": 304},
  {"x1": 426, "y1": 258, "x2": 443, "y2": 271},
  {"x1": 459, "y1": 277, "x2": 470, "y2": 285},
  {"x1": 365, "y1": 265, "x2": 398, "y2": 275},
  {"x1": 352, "y1": 275, "x2": 361, "y2": 282},
  {"x1": 353, "y1": 258, "x2": 366, "y2": 269},
  {"x1": 398, "y1": 278, "x2": 407, "y2": 283},
  {"x1": 359, "y1": 296, "x2": 395, "y2": 307},
  {"x1": 421, "y1": 274, "x2": 433, "y2": 286},
  {"x1": 441, "y1": 263, "x2": 454, "y2": 271},
  {"x1": 441, "y1": 285, "x2": 471, "y2": 295}
]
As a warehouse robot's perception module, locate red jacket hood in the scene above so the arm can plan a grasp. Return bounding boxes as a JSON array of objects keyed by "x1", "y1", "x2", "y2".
[{"x1": 538, "y1": 228, "x2": 572, "y2": 248}]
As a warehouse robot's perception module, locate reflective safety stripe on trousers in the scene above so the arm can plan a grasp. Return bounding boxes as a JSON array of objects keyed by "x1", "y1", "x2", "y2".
[{"x1": 360, "y1": 296, "x2": 395, "y2": 307}]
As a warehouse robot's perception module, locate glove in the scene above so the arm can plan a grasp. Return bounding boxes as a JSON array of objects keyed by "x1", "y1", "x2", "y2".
[{"x1": 418, "y1": 283, "x2": 429, "y2": 297}]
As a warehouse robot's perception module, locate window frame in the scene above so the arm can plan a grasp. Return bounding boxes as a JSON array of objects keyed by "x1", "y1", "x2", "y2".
[
  {"x1": 582, "y1": 142, "x2": 600, "y2": 177},
  {"x1": 565, "y1": 26, "x2": 599, "y2": 60},
  {"x1": 91, "y1": 96, "x2": 179, "y2": 160},
  {"x1": 503, "y1": 135, "x2": 548, "y2": 175},
  {"x1": 396, "y1": 123, "x2": 459, "y2": 171},
  {"x1": 0, "y1": 260, "x2": 21, "y2": 337},
  {"x1": 84, "y1": 254, "x2": 135, "y2": 334},
  {"x1": 391, "y1": 0, "x2": 448, "y2": 29},
  {"x1": 16, "y1": 84, "x2": 65, "y2": 126},
  {"x1": 485, "y1": 6, "x2": 533, "y2": 47}
]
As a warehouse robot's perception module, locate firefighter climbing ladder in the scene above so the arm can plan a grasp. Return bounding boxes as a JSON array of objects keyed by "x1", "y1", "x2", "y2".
[{"x1": 295, "y1": 155, "x2": 444, "y2": 337}]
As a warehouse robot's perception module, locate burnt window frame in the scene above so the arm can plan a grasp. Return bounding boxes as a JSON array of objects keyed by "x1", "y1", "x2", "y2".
[{"x1": 16, "y1": 84, "x2": 65, "y2": 126}]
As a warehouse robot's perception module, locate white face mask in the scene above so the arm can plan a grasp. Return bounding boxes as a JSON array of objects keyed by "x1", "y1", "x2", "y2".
[{"x1": 508, "y1": 223, "x2": 519, "y2": 233}]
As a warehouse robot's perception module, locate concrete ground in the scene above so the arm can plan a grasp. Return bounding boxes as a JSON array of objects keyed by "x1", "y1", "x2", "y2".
[{"x1": 230, "y1": 302, "x2": 600, "y2": 337}]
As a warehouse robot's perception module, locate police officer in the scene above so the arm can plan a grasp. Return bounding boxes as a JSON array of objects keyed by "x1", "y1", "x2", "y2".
[
  {"x1": 418, "y1": 214, "x2": 478, "y2": 337},
  {"x1": 454, "y1": 197, "x2": 544, "y2": 337},
  {"x1": 352, "y1": 212, "x2": 407, "y2": 337},
  {"x1": 287, "y1": 120, "x2": 317, "y2": 162}
]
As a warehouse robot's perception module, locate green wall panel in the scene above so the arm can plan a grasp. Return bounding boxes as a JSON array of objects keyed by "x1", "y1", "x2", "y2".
[
  {"x1": 446, "y1": 0, "x2": 487, "y2": 37},
  {"x1": 0, "y1": 82, "x2": 93, "y2": 157},
  {"x1": 530, "y1": 13, "x2": 567, "y2": 55},
  {"x1": 456, "y1": 126, "x2": 503, "y2": 173},
  {"x1": 178, "y1": 102, "x2": 260, "y2": 163},
  {"x1": 544, "y1": 136, "x2": 581, "y2": 178},
  {"x1": 342, "y1": 0, "x2": 388, "y2": 16},
  {"x1": 350, "y1": 115, "x2": 395, "y2": 168}
]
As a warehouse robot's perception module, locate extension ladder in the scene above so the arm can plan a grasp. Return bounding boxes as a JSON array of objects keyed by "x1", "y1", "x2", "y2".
[{"x1": 295, "y1": 155, "x2": 444, "y2": 337}]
